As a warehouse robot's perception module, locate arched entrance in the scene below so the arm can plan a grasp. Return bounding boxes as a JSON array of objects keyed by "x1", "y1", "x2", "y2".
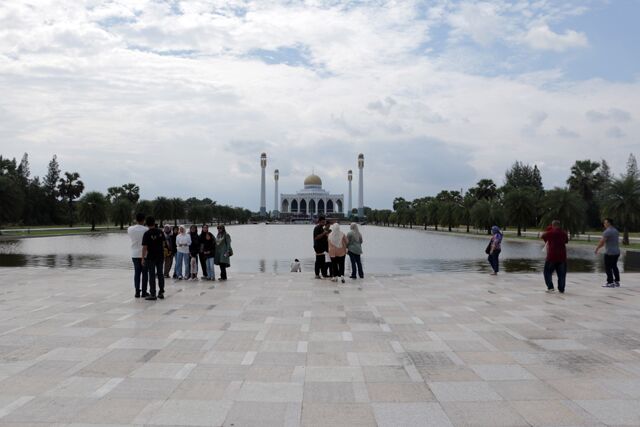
[
  {"x1": 309, "y1": 199, "x2": 316, "y2": 215},
  {"x1": 281, "y1": 199, "x2": 289, "y2": 213},
  {"x1": 327, "y1": 200, "x2": 334, "y2": 213},
  {"x1": 300, "y1": 199, "x2": 307, "y2": 215},
  {"x1": 291, "y1": 199, "x2": 298, "y2": 213},
  {"x1": 318, "y1": 199, "x2": 325, "y2": 214},
  {"x1": 336, "y1": 200, "x2": 343, "y2": 213}
]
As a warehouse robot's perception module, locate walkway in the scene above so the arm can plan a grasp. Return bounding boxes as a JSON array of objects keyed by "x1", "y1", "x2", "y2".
[{"x1": 0, "y1": 268, "x2": 639, "y2": 426}]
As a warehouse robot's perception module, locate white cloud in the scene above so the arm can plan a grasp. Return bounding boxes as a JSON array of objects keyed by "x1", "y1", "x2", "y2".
[
  {"x1": 0, "y1": 0, "x2": 637, "y2": 209},
  {"x1": 524, "y1": 25, "x2": 588, "y2": 52}
]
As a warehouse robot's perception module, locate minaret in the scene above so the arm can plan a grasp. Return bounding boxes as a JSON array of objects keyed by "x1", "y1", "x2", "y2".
[
  {"x1": 357, "y1": 154, "x2": 364, "y2": 219},
  {"x1": 260, "y1": 153, "x2": 267, "y2": 216},
  {"x1": 273, "y1": 169, "x2": 279, "y2": 218},
  {"x1": 347, "y1": 170, "x2": 353, "y2": 216}
]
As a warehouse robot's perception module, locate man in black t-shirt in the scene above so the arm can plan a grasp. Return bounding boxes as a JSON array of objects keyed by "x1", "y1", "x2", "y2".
[
  {"x1": 313, "y1": 216, "x2": 330, "y2": 279},
  {"x1": 142, "y1": 216, "x2": 166, "y2": 300}
]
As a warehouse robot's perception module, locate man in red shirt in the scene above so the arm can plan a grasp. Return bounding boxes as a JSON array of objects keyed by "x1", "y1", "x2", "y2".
[{"x1": 541, "y1": 220, "x2": 569, "y2": 293}]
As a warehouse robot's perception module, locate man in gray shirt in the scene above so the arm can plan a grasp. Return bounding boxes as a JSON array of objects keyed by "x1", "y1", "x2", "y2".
[{"x1": 595, "y1": 218, "x2": 621, "y2": 287}]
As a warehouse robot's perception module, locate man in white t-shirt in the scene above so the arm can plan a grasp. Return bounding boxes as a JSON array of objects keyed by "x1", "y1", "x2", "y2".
[{"x1": 127, "y1": 212, "x2": 148, "y2": 298}]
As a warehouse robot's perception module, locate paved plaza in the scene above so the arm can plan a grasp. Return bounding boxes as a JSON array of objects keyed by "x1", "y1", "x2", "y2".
[{"x1": 0, "y1": 267, "x2": 639, "y2": 426}]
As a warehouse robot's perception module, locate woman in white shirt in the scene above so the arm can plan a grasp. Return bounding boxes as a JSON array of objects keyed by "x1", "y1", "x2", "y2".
[{"x1": 175, "y1": 226, "x2": 191, "y2": 280}]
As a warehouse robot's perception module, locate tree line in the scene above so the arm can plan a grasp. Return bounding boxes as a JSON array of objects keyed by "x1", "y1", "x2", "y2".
[
  {"x1": 368, "y1": 154, "x2": 640, "y2": 245},
  {"x1": 0, "y1": 153, "x2": 253, "y2": 231}
]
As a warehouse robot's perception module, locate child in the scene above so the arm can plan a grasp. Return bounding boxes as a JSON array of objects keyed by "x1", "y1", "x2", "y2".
[{"x1": 290, "y1": 259, "x2": 301, "y2": 272}]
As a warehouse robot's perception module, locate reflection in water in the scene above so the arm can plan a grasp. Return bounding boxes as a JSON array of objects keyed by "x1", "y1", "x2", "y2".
[{"x1": 0, "y1": 225, "x2": 632, "y2": 274}]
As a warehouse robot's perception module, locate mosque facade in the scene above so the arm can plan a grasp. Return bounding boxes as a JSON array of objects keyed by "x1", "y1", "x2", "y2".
[
  {"x1": 259, "y1": 153, "x2": 364, "y2": 220},
  {"x1": 279, "y1": 174, "x2": 344, "y2": 217}
]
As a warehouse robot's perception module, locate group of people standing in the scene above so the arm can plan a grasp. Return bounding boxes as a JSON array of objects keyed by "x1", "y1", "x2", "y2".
[
  {"x1": 313, "y1": 216, "x2": 364, "y2": 282},
  {"x1": 485, "y1": 218, "x2": 622, "y2": 293},
  {"x1": 127, "y1": 213, "x2": 233, "y2": 300}
]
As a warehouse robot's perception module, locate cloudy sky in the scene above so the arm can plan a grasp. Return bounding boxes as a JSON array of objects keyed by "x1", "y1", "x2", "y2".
[{"x1": 1, "y1": 0, "x2": 638, "y2": 210}]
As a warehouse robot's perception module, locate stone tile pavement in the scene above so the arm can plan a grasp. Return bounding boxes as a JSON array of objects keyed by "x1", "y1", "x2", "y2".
[{"x1": 0, "y1": 267, "x2": 639, "y2": 426}]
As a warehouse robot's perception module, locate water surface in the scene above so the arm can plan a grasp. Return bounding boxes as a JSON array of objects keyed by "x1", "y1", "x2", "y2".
[{"x1": 0, "y1": 224, "x2": 625, "y2": 274}]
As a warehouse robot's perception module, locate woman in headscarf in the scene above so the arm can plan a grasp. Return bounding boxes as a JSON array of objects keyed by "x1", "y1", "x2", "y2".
[
  {"x1": 162, "y1": 225, "x2": 174, "y2": 279},
  {"x1": 198, "y1": 224, "x2": 211, "y2": 279},
  {"x1": 188, "y1": 225, "x2": 200, "y2": 280},
  {"x1": 175, "y1": 225, "x2": 191, "y2": 280},
  {"x1": 214, "y1": 225, "x2": 232, "y2": 281},
  {"x1": 347, "y1": 223, "x2": 364, "y2": 279},
  {"x1": 201, "y1": 228, "x2": 216, "y2": 281},
  {"x1": 171, "y1": 226, "x2": 179, "y2": 278},
  {"x1": 328, "y1": 223, "x2": 348, "y2": 283},
  {"x1": 487, "y1": 225, "x2": 503, "y2": 275}
]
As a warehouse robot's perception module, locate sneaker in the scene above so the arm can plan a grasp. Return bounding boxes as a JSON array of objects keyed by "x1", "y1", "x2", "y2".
[
  {"x1": 315, "y1": 275, "x2": 322, "y2": 280},
  {"x1": 349, "y1": 276, "x2": 357, "y2": 279},
  {"x1": 602, "y1": 283, "x2": 614, "y2": 288},
  {"x1": 145, "y1": 295, "x2": 157, "y2": 301},
  {"x1": 341, "y1": 278, "x2": 345, "y2": 283},
  {"x1": 135, "y1": 291, "x2": 141, "y2": 298},
  {"x1": 545, "y1": 289, "x2": 555, "y2": 293},
  {"x1": 141, "y1": 292, "x2": 149, "y2": 298},
  {"x1": 201, "y1": 276, "x2": 207, "y2": 279},
  {"x1": 158, "y1": 293, "x2": 164, "y2": 300},
  {"x1": 614, "y1": 281, "x2": 621, "y2": 287}
]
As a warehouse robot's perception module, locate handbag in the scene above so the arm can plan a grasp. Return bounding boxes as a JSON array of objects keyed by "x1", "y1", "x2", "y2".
[
  {"x1": 485, "y1": 241, "x2": 492, "y2": 255},
  {"x1": 226, "y1": 234, "x2": 233, "y2": 257}
]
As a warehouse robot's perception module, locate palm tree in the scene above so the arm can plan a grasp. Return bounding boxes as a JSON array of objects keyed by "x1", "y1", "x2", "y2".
[
  {"x1": 460, "y1": 193, "x2": 476, "y2": 232},
  {"x1": 57, "y1": 172, "x2": 85, "y2": 227},
  {"x1": 471, "y1": 179, "x2": 498, "y2": 200},
  {"x1": 111, "y1": 199, "x2": 133, "y2": 230},
  {"x1": 567, "y1": 160, "x2": 602, "y2": 201},
  {"x1": 136, "y1": 200, "x2": 153, "y2": 218},
  {"x1": 153, "y1": 197, "x2": 172, "y2": 226},
  {"x1": 427, "y1": 200, "x2": 440, "y2": 230},
  {"x1": 539, "y1": 188, "x2": 586, "y2": 236},
  {"x1": 121, "y1": 183, "x2": 140, "y2": 204},
  {"x1": 170, "y1": 198, "x2": 186, "y2": 225},
  {"x1": 503, "y1": 188, "x2": 535, "y2": 236},
  {"x1": 567, "y1": 160, "x2": 603, "y2": 228},
  {"x1": 78, "y1": 192, "x2": 108, "y2": 231},
  {"x1": 602, "y1": 175, "x2": 640, "y2": 245},
  {"x1": 471, "y1": 199, "x2": 492, "y2": 233}
]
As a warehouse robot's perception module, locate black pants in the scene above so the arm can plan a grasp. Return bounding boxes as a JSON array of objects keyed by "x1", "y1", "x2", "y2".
[
  {"x1": 199, "y1": 253, "x2": 208, "y2": 277},
  {"x1": 331, "y1": 256, "x2": 346, "y2": 278},
  {"x1": 132, "y1": 258, "x2": 148, "y2": 294},
  {"x1": 544, "y1": 261, "x2": 566, "y2": 292},
  {"x1": 219, "y1": 263, "x2": 228, "y2": 280},
  {"x1": 146, "y1": 258, "x2": 165, "y2": 296},
  {"x1": 348, "y1": 253, "x2": 364, "y2": 278},
  {"x1": 604, "y1": 254, "x2": 620, "y2": 284},
  {"x1": 315, "y1": 254, "x2": 329, "y2": 277},
  {"x1": 488, "y1": 249, "x2": 501, "y2": 273}
]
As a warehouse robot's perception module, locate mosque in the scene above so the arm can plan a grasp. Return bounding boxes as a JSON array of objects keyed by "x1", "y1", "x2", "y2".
[
  {"x1": 280, "y1": 174, "x2": 344, "y2": 216},
  {"x1": 259, "y1": 153, "x2": 364, "y2": 220}
]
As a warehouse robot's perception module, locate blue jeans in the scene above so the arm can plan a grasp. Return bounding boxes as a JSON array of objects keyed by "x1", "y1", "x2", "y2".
[
  {"x1": 146, "y1": 258, "x2": 164, "y2": 296},
  {"x1": 488, "y1": 249, "x2": 501, "y2": 273},
  {"x1": 175, "y1": 252, "x2": 190, "y2": 278},
  {"x1": 132, "y1": 258, "x2": 148, "y2": 294},
  {"x1": 348, "y1": 253, "x2": 364, "y2": 278},
  {"x1": 544, "y1": 261, "x2": 566, "y2": 292},
  {"x1": 206, "y1": 257, "x2": 216, "y2": 279}
]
